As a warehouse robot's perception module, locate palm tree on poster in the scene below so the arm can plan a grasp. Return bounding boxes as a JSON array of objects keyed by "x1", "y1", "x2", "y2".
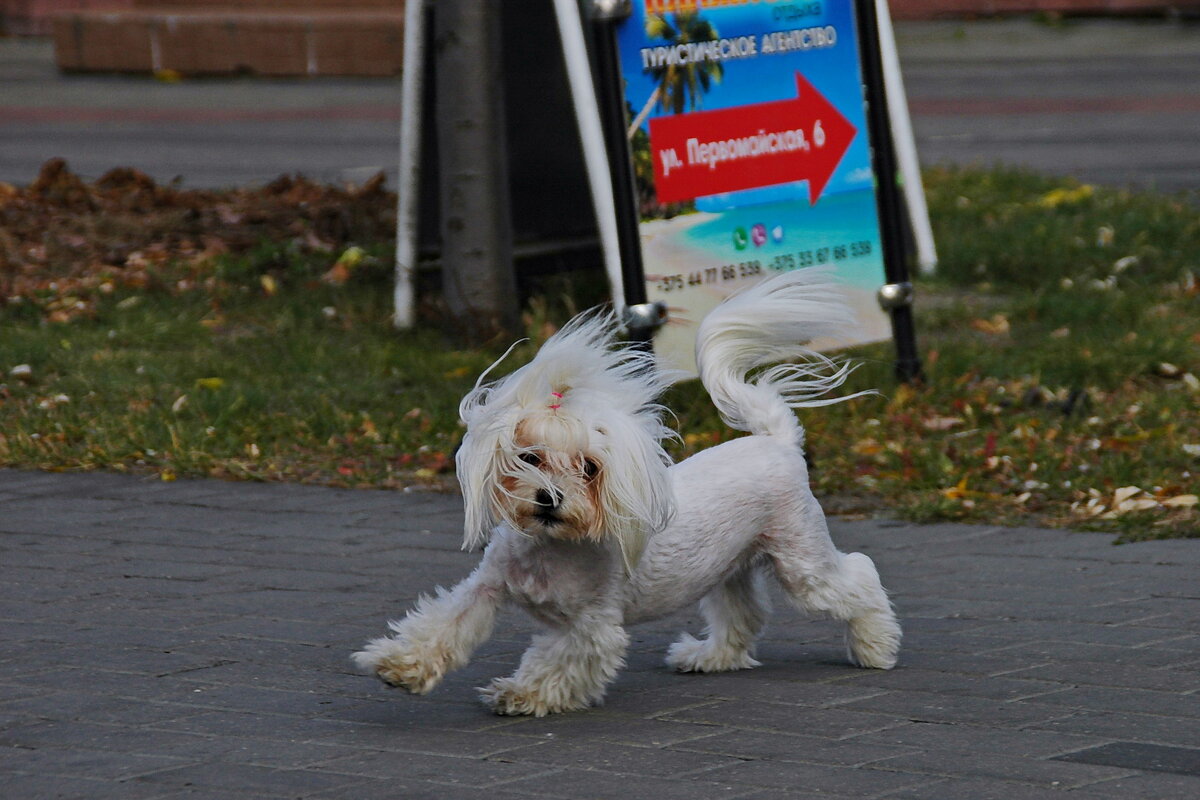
[{"x1": 627, "y1": 12, "x2": 724, "y2": 138}]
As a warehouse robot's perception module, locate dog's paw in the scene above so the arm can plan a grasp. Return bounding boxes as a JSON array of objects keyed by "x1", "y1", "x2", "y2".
[
  {"x1": 846, "y1": 611, "x2": 902, "y2": 670},
  {"x1": 478, "y1": 677, "x2": 590, "y2": 717},
  {"x1": 351, "y1": 636, "x2": 450, "y2": 694},
  {"x1": 666, "y1": 633, "x2": 761, "y2": 673}
]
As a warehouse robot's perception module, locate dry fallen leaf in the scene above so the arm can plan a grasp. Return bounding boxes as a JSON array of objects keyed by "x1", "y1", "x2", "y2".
[
  {"x1": 970, "y1": 314, "x2": 1010, "y2": 335},
  {"x1": 1112, "y1": 486, "x2": 1142, "y2": 507}
]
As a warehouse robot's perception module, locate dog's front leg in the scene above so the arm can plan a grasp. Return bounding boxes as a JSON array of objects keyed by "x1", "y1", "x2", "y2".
[
  {"x1": 480, "y1": 613, "x2": 628, "y2": 716},
  {"x1": 352, "y1": 559, "x2": 504, "y2": 695}
]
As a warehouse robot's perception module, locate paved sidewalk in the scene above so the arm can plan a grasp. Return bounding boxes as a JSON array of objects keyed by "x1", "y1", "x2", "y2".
[{"x1": 1, "y1": 470, "x2": 1198, "y2": 798}]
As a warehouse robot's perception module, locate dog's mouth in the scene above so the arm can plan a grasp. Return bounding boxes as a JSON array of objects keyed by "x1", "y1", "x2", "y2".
[{"x1": 532, "y1": 510, "x2": 561, "y2": 526}]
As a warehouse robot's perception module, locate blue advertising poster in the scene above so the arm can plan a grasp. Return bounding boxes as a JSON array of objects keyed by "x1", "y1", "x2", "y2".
[{"x1": 615, "y1": 0, "x2": 890, "y2": 372}]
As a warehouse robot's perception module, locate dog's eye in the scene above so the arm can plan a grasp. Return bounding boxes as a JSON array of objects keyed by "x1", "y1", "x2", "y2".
[
  {"x1": 582, "y1": 459, "x2": 599, "y2": 480},
  {"x1": 517, "y1": 452, "x2": 541, "y2": 468}
]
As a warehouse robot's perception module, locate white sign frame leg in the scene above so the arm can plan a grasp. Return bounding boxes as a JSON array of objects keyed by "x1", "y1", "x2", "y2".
[
  {"x1": 876, "y1": 0, "x2": 937, "y2": 276},
  {"x1": 392, "y1": 0, "x2": 428, "y2": 330},
  {"x1": 550, "y1": 0, "x2": 629, "y2": 321}
]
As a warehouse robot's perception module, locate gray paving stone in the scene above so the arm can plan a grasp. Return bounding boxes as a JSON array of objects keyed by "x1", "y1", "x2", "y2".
[
  {"x1": 850, "y1": 721, "x2": 1108, "y2": 759},
  {"x1": 733, "y1": 790, "x2": 855, "y2": 800},
  {"x1": 660, "y1": 700, "x2": 910, "y2": 739},
  {"x1": 594, "y1": 685, "x2": 728, "y2": 717},
  {"x1": 864, "y1": 748, "x2": 1136, "y2": 789},
  {"x1": 669, "y1": 729, "x2": 915, "y2": 767},
  {"x1": 1004, "y1": 659, "x2": 1200, "y2": 692},
  {"x1": 950, "y1": 620, "x2": 1182, "y2": 649},
  {"x1": 1, "y1": 690, "x2": 204, "y2": 726},
  {"x1": 492, "y1": 767, "x2": 752, "y2": 800},
  {"x1": 673, "y1": 672, "x2": 890, "y2": 708},
  {"x1": 312, "y1": 700, "x2": 524, "y2": 737},
  {"x1": 2, "y1": 469, "x2": 1199, "y2": 799},
  {"x1": 1054, "y1": 741, "x2": 1200, "y2": 777},
  {"x1": 1069, "y1": 772, "x2": 1200, "y2": 800},
  {"x1": 133, "y1": 761, "x2": 369, "y2": 796},
  {"x1": 881, "y1": 776, "x2": 1119, "y2": 800},
  {"x1": 984, "y1": 639, "x2": 1200, "y2": 670},
  {"x1": 836, "y1": 690, "x2": 1073, "y2": 728},
  {"x1": 313, "y1": 749, "x2": 554, "y2": 786},
  {"x1": 496, "y1": 712, "x2": 723, "y2": 747},
  {"x1": 0, "y1": 745, "x2": 193, "y2": 780},
  {"x1": 494, "y1": 738, "x2": 748, "y2": 778},
  {"x1": 703, "y1": 757, "x2": 931, "y2": 796},
  {"x1": 834, "y1": 669, "x2": 1066, "y2": 701},
  {"x1": 0, "y1": 773, "x2": 168, "y2": 800},
  {"x1": 1028, "y1": 686, "x2": 1200, "y2": 718},
  {"x1": 306, "y1": 778, "x2": 529, "y2": 800},
  {"x1": 1030, "y1": 710, "x2": 1200, "y2": 749}
]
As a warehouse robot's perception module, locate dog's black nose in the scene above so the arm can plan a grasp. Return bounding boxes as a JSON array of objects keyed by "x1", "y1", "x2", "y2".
[{"x1": 535, "y1": 489, "x2": 558, "y2": 509}]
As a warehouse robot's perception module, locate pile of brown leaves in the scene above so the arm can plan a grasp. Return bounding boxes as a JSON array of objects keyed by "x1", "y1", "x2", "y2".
[{"x1": 0, "y1": 158, "x2": 396, "y2": 321}]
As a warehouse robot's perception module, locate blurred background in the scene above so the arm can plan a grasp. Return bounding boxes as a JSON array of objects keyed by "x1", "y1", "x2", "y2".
[
  {"x1": 1, "y1": 0, "x2": 1198, "y2": 196},
  {"x1": 1, "y1": 1, "x2": 1196, "y2": 530}
]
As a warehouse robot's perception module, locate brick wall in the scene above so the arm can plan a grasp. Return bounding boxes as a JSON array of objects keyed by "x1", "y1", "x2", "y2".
[
  {"x1": 52, "y1": 6, "x2": 406, "y2": 76},
  {"x1": 2, "y1": 0, "x2": 133, "y2": 35}
]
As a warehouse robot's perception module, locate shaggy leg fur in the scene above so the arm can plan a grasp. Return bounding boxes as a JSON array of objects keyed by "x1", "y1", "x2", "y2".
[
  {"x1": 351, "y1": 568, "x2": 500, "y2": 694},
  {"x1": 667, "y1": 565, "x2": 771, "y2": 673},
  {"x1": 480, "y1": 616, "x2": 629, "y2": 716},
  {"x1": 768, "y1": 501, "x2": 901, "y2": 670},
  {"x1": 833, "y1": 552, "x2": 903, "y2": 669}
]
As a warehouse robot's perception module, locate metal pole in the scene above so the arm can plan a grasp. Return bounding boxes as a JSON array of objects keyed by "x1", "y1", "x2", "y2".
[
  {"x1": 589, "y1": 1, "x2": 665, "y2": 342},
  {"x1": 855, "y1": 0, "x2": 923, "y2": 383}
]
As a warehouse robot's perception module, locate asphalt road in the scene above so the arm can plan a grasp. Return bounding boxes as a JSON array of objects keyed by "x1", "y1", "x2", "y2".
[
  {"x1": 897, "y1": 18, "x2": 1200, "y2": 194},
  {"x1": 0, "y1": 18, "x2": 1197, "y2": 192}
]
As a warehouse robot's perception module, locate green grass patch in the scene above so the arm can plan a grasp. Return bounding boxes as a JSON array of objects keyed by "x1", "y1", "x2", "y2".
[
  {"x1": 2, "y1": 165, "x2": 1197, "y2": 541},
  {"x1": 0, "y1": 281, "x2": 495, "y2": 486}
]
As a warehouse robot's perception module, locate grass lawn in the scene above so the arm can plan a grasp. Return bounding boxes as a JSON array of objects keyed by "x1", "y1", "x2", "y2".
[{"x1": 1, "y1": 165, "x2": 1197, "y2": 541}]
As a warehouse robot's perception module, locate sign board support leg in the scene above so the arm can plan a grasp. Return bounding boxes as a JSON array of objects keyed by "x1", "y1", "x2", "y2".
[
  {"x1": 588, "y1": 5, "x2": 667, "y2": 343},
  {"x1": 392, "y1": 0, "x2": 428, "y2": 330},
  {"x1": 552, "y1": 0, "x2": 633, "y2": 328},
  {"x1": 876, "y1": 0, "x2": 937, "y2": 276},
  {"x1": 855, "y1": 0, "x2": 923, "y2": 383}
]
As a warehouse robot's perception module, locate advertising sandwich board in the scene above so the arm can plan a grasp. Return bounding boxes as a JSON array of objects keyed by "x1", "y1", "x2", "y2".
[{"x1": 608, "y1": 0, "x2": 905, "y2": 374}]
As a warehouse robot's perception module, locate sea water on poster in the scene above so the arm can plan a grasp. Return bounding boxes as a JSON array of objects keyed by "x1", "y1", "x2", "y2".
[{"x1": 616, "y1": 0, "x2": 891, "y2": 373}]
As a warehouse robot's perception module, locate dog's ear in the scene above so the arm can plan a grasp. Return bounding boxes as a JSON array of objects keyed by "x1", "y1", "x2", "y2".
[
  {"x1": 593, "y1": 418, "x2": 674, "y2": 571},
  {"x1": 456, "y1": 428, "x2": 502, "y2": 551}
]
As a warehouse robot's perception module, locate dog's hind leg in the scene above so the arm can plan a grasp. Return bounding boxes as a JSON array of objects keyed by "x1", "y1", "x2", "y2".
[
  {"x1": 667, "y1": 564, "x2": 771, "y2": 673},
  {"x1": 767, "y1": 504, "x2": 901, "y2": 670}
]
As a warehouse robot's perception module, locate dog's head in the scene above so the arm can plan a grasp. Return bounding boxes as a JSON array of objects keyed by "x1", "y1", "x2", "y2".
[{"x1": 455, "y1": 311, "x2": 676, "y2": 569}]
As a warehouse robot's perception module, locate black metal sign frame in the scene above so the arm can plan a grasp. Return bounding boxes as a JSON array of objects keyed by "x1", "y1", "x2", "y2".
[{"x1": 587, "y1": 0, "x2": 921, "y2": 381}]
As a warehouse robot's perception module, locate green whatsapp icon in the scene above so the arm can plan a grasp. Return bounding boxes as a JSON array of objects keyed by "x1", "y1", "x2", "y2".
[{"x1": 732, "y1": 226, "x2": 749, "y2": 251}]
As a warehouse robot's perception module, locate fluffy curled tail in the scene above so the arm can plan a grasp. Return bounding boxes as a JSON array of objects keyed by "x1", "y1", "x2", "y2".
[{"x1": 695, "y1": 268, "x2": 868, "y2": 443}]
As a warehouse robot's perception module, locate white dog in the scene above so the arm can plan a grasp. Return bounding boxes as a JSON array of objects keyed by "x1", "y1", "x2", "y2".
[{"x1": 353, "y1": 268, "x2": 901, "y2": 716}]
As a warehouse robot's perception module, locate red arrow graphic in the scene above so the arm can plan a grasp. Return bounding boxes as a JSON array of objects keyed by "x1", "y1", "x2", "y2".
[{"x1": 648, "y1": 73, "x2": 856, "y2": 206}]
